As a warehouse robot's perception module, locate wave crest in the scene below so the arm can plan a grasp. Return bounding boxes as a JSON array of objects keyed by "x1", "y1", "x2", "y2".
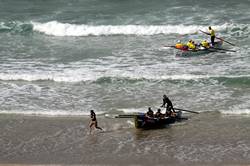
[
  {"x1": 32, "y1": 21, "x2": 230, "y2": 36},
  {"x1": 1, "y1": 21, "x2": 248, "y2": 37}
]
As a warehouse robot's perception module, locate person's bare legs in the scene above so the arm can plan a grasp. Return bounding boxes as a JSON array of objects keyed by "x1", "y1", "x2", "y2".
[
  {"x1": 95, "y1": 121, "x2": 103, "y2": 130},
  {"x1": 89, "y1": 122, "x2": 95, "y2": 134}
]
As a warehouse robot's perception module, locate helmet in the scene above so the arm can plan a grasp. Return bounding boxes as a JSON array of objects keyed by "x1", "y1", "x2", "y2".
[{"x1": 177, "y1": 40, "x2": 181, "y2": 43}]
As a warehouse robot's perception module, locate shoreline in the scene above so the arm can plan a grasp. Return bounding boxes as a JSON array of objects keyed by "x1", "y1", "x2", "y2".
[{"x1": 1, "y1": 113, "x2": 250, "y2": 165}]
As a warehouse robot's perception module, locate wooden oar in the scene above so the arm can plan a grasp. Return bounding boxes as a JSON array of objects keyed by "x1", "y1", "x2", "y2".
[
  {"x1": 199, "y1": 29, "x2": 210, "y2": 35},
  {"x1": 199, "y1": 30, "x2": 236, "y2": 46},
  {"x1": 174, "y1": 108, "x2": 199, "y2": 114}
]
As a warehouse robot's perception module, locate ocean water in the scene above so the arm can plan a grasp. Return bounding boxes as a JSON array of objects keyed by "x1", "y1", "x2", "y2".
[
  {"x1": 1, "y1": 0, "x2": 250, "y2": 165},
  {"x1": 1, "y1": 0, "x2": 249, "y2": 116}
]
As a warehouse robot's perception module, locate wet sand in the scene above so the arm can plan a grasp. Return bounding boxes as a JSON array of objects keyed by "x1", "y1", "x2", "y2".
[{"x1": 1, "y1": 113, "x2": 250, "y2": 166}]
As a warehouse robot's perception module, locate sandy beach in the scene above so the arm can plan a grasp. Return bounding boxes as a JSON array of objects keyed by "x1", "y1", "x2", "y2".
[{"x1": 1, "y1": 113, "x2": 250, "y2": 166}]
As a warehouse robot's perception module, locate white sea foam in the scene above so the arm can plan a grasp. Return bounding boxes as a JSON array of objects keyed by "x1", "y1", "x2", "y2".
[
  {"x1": 118, "y1": 108, "x2": 146, "y2": 114},
  {"x1": 221, "y1": 109, "x2": 250, "y2": 115},
  {"x1": 0, "y1": 110, "x2": 105, "y2": 116},
  {"x1": 32, "y1": 21, "x2": 232, "y2": 36},
  {"x1": 0, "y1": 72, "x2": 249, "y2": 82}
]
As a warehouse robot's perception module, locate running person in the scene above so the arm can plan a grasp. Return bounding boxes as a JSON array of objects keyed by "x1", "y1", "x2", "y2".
[{"x1": 89, "y1": 110, "x2": 102, "y2": 134}]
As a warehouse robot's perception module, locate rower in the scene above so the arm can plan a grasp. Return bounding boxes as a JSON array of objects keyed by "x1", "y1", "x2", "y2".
[
  {"x1": 155, "y1": 108, "x2": 163, "y2": 119},
  {"x1": 175, "y1": 40, "x2": 183, "y2": 49},
  {"x1": 145, "y1": 107, "x2": 154, "y2": 118},
  {"x1": 201, "y1": 40, "x2": 210, "y2": 49},
  {"x1": 187, "y1": 40, "x2": 196, "y2": 50},
  {"x1": 192, "y1": 40, "x2": 197, "y2": 49}
]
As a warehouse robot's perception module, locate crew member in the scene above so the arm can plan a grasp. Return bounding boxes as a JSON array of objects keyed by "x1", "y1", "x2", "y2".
[
  {"x1": 175, "y1": 40, "x2": 183, "y2": 49},
  {"x1": 161, "y1": 95, "x2": 176, "y2": 117},
  {"x1": 201, "y1": 40, "x2": 210, "y2": 48},
  {"x1": 155, "y1": 108, "x2": 163, "y2": 119},
  {"x1": 145, "y1": 107, "x2": 154, "y2": 118},
  {"x1": 187, "y1": 40, "x2": 196, "y2": 50},
  {"x1": 208, "y1": 26, "x2": 215, "y2": 46}
]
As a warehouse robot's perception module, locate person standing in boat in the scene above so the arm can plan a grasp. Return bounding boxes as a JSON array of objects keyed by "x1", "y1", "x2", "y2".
[
  {"x1": 161, "y1": 95, "x2": 176, "y2": 117},
  {"x1": 89, "y1": 110, "x2": 103, "y2": 134},
  {"x1": 208, "y1": 26, "x2": 215, "y2": 46}
]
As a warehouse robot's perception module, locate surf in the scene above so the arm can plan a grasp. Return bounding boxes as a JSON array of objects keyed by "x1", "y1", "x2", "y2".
[{"x1": 32, "y1": 21, "x2": 241, "y2": 36}]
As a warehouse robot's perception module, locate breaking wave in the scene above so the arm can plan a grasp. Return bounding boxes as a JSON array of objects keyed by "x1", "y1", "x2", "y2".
[
  {"x1": 1, "y1": 21, "x2": 249, "y2": 37},
  {"x1": 31, "y1": 21, "x2": 230, "y2": 36}
]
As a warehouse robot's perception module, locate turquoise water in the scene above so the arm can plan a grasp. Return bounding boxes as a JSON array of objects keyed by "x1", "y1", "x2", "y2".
[{"x1": 0, "y1": 0, "x2": 250, "y2": 116}]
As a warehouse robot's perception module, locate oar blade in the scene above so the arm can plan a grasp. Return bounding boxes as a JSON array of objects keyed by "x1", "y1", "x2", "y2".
[{"x1": 216, "y1": 37, "x2": 236, "y2": 46}]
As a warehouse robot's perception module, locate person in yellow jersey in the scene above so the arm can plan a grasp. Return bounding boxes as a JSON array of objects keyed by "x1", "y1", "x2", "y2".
[
  {"x1": 208, "y1": 26, "x2": 215, "y2": 46},
  {"x1": 192, "y1": 40, "x2": 196, "y2": 48},
  {"x1": 201, "y1": 40, "x2": 210, "y2": 49},
  {"x1": 187, "y1": 40, "x2": 196, "y2": 50},
  {"x1": 186, "y1": 40, "x2": 192, "y2": 48}
]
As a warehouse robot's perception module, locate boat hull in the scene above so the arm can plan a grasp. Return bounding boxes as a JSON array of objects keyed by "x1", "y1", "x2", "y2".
[
  {"x1": 134, "y1": 112, "x2": 186, "y2": 129},
  {"x1": 176, "y1": 40, "x2": 223, "y2": 57}
]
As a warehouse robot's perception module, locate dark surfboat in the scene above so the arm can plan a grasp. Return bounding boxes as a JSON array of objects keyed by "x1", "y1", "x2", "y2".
[{"x1": 134, "y1": 111, "x2": 187, "y2": 129}]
